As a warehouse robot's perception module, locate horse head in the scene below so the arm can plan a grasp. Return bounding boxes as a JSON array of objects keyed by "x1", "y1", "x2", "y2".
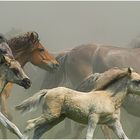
[{"x1": 28, "y1": 32, "x2": 59, "y2": 72}]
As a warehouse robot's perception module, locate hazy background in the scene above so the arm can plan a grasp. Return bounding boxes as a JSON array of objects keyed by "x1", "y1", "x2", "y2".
[{"x1": 1, "y1": 1, "x2": 140, "y2": 139}]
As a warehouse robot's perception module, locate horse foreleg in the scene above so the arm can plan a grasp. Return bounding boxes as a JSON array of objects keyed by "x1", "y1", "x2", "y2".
[
  {"x1": 101, "y1": 125, "x2": 112, "y2": 139},
  {"x1": 0, "y1": 112, "x2": 24, "y2": 139},
  {"x1": 33, "y1": 116, "x2": 65, "y2": 139},
  {"x1": 108, "y1": 119, "x2": 128, "y2": 139},
  {"x1": 86, "y1": 113, "x2": 99, "y2": 139}
]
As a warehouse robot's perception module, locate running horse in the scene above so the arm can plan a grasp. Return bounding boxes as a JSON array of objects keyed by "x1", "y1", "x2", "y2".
[
  {"x1": 41, "y1": 43, "x2": 140, "y2": 138},
  {"x1": 0, "y1": 31, "x2": 59, "y2": 138},
  {"x1": 0, "y1": 34, "x2": 31, "y2": 138},
  {"x1": 16, "y1": 67, "x2": 140, "y2": 139}
]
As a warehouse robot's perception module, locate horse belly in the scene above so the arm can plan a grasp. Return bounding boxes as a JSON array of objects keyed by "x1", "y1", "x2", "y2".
[{"x1": 66, "y1": 107, "x2": 89, "y2": 124}]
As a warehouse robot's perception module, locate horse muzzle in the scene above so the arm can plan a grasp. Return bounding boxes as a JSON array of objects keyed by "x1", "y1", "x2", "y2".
[{"x1": 20, "y1": 78, "x2": 31, "y2": 89}]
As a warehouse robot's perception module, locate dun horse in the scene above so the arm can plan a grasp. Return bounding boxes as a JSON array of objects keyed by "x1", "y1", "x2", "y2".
[
  {"x1": 41, "y1": 43, "x2": 140, "y2": 138},
  {"x1": 0, "y1": 35, "x2": 31, "y2": 138},
  {"x1": 0, "y1": 31, "x2": 59, "y2": 138},
  {"x1": 16, "y1": 67, "x2": 140, "y2": 139}
]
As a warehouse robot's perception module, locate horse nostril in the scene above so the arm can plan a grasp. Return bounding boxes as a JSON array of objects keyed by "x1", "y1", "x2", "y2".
[{"x1": 22, "y1": 78, "x2": 31, "y2": 87}]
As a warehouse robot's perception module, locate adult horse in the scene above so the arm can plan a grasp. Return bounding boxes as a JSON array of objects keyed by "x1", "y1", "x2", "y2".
[
  {"x1": 41, "y1": 43, "x2": 140, "y2": 138},
  {"x1": 0, "y1": 31, "x2": 59, "y2": 138}
]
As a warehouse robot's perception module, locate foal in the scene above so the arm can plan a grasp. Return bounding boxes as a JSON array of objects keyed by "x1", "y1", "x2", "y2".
[
  {"x1": 0, "y1": 52, "x2": 31, "y2": 139},
  {"x1": 16, "y1": 67, "x2": 140, "y2": 139}
]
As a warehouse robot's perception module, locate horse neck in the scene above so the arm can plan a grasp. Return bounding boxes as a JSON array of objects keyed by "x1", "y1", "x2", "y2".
[
  {"x1": 7, "y1": 37, "x2": 32, "y2": 67},
  {"x1": 106, "y1": 77, "x2": 128, "y2": 109},
  {"x1": 13, "y1": 52, "x2": 30, "y2": 67},
  {"x1": 8, "y1": 44, "x2": 30, "y2": 67},
  {"x1": 0, "y1": 65, "x2": 8, "y2": 93}
]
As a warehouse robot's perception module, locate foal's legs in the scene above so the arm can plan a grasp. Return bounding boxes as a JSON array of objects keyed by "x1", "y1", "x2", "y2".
[
  {"x1": 24, "y1": 114, "x2": 47, "y2": 134},
  {"x1": 86, "y1": 113, "x2": 99, "y2": 139},
  {"x1": 108, "y1": 119, "x2": 128, "y2": 139},
  {"x1": 33, "y1": 116, "x2": 65, "y2": 139}
]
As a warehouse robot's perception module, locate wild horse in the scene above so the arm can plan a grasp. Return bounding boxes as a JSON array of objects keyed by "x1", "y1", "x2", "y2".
[
  {"x1": 16, "y1": 67, "x2": 140, "y2": 139},
  {"x1": 41, "y1": 43, "x2": 140, "y2": 138},
  {"x1": 0, "y1": 31, "x2": 59, "y2": 138}
]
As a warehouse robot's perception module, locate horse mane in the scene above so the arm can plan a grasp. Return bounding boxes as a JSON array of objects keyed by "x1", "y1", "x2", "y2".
[
  {"x1": 0, "y1": 34, "x2": 14, "y2": 58},
  {"x1": 95, "y1": 67, "x2": 128, "y2": 90},
  {"x1": 7, "y1": 31, "x2": 39, "y2": 55},
  {"x1": 76, "y1": 67, "x2": 128, "y2": 92}
]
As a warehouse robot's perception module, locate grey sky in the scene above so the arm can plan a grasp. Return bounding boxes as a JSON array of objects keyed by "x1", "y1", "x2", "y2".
[{"x1": 0, "y1": 1, "x2": 140, "y2": 52}]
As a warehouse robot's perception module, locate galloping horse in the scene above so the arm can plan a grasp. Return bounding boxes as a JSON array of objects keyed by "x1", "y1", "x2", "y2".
[
  {"x1": 0, "y1": 35, "x2": 31, "y2": 138},
  {"x1": 0, "y1": 31, "x2": 59, "y2": 138},
  {"x1": 16, "y1": 67, "x2": 140, "y2": 139},
  {"x1": 41, "y1": 43, "x2": 140, "y2": 138}
]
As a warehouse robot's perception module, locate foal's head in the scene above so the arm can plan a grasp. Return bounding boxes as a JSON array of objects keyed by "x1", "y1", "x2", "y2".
[
  {"x1": 0, "y1": 52, "x2": 31, "y2": 89},
  {"x1": 127, "y1": 68, "x2": 140, "y2": 95}
]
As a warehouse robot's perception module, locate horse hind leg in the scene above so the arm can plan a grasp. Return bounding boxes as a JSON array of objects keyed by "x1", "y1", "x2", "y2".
[
  {"x1": 24, "y1": 115, "x2": 47, "y2": 135},
  {"x1": 33, "y1": 115, "x2": 65, "y2": 139}
]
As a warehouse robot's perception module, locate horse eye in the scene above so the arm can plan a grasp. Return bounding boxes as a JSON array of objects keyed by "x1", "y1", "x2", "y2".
[
  {"x1": 38, "y1": 48, "x2": 44, "y2": 52},
  {"x1": 11, "y1": 68, "x2": 19, "y2": 75}
]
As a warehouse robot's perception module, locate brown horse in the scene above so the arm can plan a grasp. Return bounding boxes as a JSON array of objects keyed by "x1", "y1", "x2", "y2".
[
  {"x1": 0, "y1": 31, "x2": 59, "y2": 138},
  {"x1": 41, "y1": 43, "x2": 140, "y2": 138}
]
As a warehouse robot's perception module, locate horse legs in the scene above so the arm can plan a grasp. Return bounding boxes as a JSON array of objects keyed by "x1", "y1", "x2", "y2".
[
  {"x1": 24, "y1": 114, "x2": 65, "y2": 138},
  {"x1": 0, "y1": 112, "x2": 24, "y2": 139},
  {"x1": 108, "y1": 119, "x2": 128, "y2": 139},
  {"x1": 86, "y1": 113, "x2": 99, "y2": 139},
  {"x1": 33, "y1": 116, "x2": 65, "y2": 139}
]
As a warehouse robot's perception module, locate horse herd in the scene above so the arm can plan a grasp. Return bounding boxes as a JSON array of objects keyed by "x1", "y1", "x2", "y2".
[{"x1": 0, "y1": 31, "x2": 140, "y2": 139}]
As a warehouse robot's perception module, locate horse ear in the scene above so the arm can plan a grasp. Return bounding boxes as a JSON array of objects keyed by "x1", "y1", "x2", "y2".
[
  {"x1": 30, "y1": 32, "x2": 39, "y2": 43},
  {"x1": 127, "y1": 67, "x2": 133, "y2": 76}
]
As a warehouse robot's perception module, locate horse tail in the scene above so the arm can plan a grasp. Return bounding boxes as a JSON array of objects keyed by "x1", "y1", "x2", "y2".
[{"x1": 15, "y1": 89, "x2": 47, "y2": 114}]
